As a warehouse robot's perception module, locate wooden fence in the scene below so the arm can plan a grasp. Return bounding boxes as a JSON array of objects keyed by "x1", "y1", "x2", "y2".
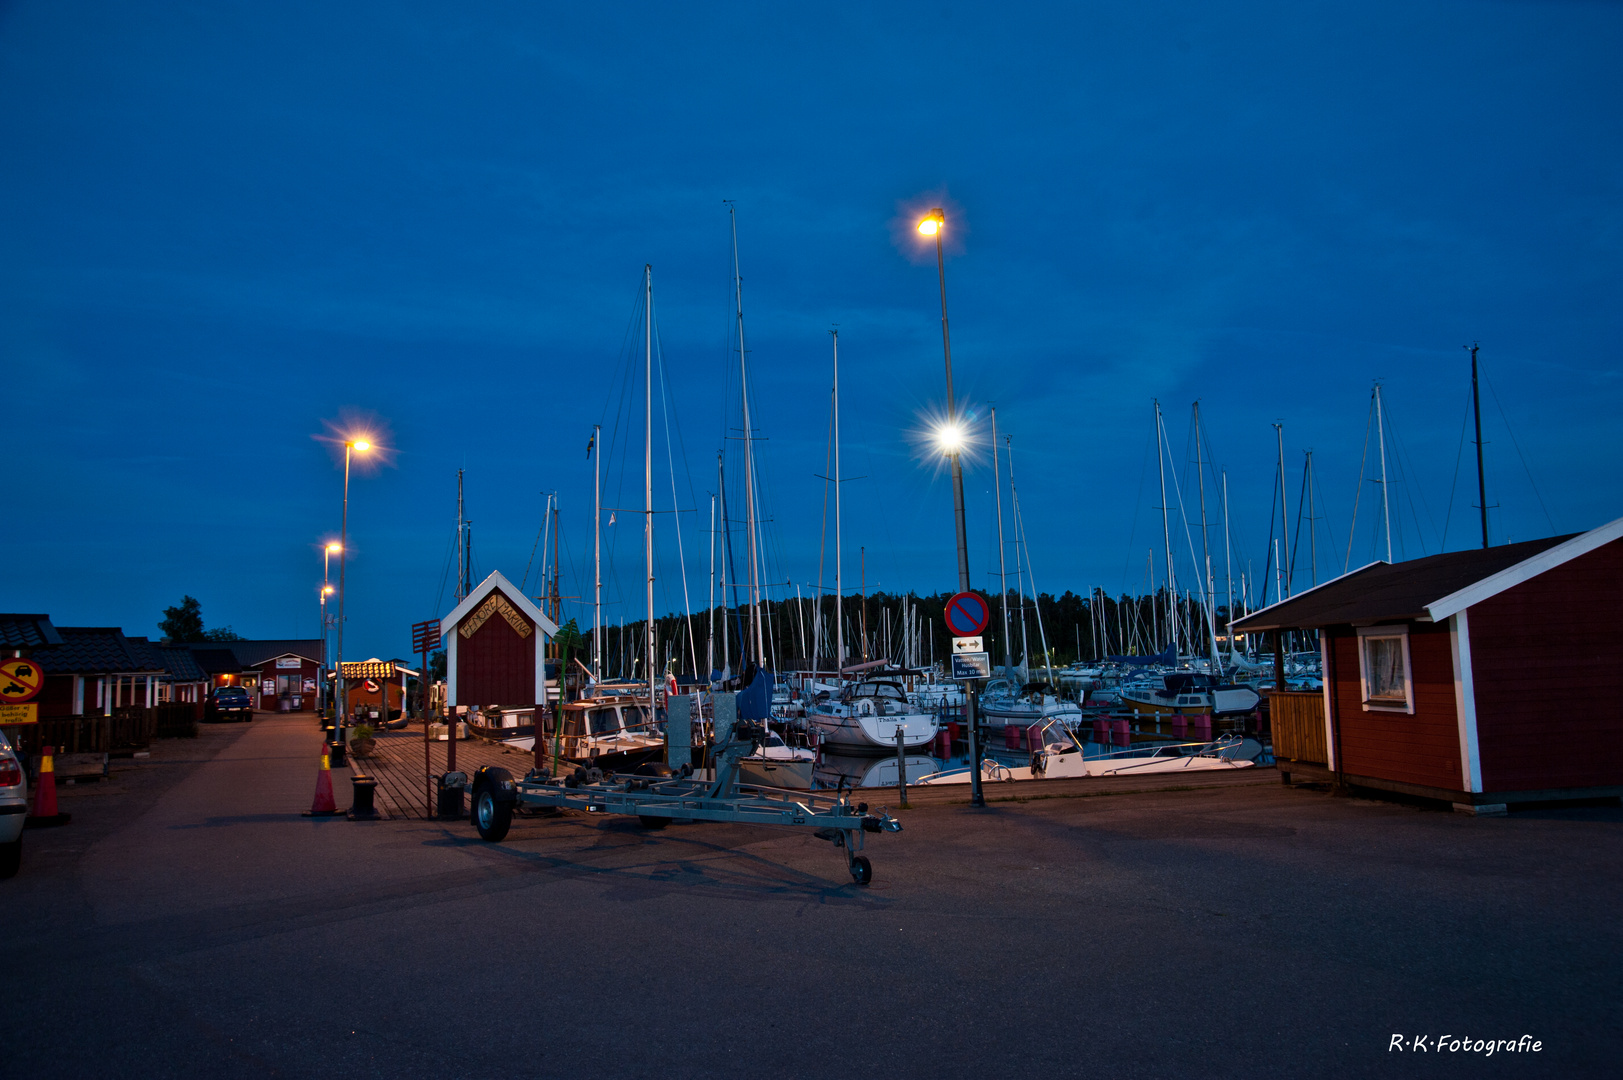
[
  {"x1": 0, "y1": 703, "x2": 199, "y2": 758},
  {"x1": 1267, "y1": 690, "x2": 1327, "y2": 765}
]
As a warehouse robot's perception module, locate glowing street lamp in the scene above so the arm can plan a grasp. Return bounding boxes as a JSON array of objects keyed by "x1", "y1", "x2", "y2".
[
  {"x1": 335, "y1": 438, "x2": 371, "y2": 745},
  {"x1": 916, "y1": 205, "x2": 984, "y2": 808}
]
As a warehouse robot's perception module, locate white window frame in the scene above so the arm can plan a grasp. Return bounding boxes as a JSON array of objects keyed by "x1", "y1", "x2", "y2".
[{"x1": 1356, "y1": 625, "x2": 1414, "y2": 714}]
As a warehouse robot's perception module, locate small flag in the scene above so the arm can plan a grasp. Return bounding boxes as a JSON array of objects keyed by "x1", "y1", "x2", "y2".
[
  {"x1": 608, "y1": 512, "x2": 616, "y2": 526},
  {"x1": 585, "y1": 432, "x2": 595, "y2": 459}
]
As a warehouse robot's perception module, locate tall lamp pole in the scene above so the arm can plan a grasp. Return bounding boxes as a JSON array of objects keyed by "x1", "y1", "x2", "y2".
[
  {"x1": 321, "y1": 543, "x2": 338, "y2": 714},
  {"x1": 336, "y1": 440, "x2": 370, "y2": 746},
  {"x1": 918, "y1": 207, "x2": 984, "y2": 808}
]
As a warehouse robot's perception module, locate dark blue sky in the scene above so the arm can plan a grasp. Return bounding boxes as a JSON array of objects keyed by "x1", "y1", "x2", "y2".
[{"x1": 5, "y1": 1, "x2": 1620, "y2": 658}]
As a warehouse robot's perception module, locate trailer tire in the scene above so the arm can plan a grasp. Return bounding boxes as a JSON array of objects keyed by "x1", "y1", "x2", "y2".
[
  {"x1": 473, "y1": 787, "x2": 512, "y2": 842},
  {"x1": 849, "y1": 855, "x2": 872, "y2": 886},
  {"x1": 637, "y1": 814, "x2": 669, "y2": 830}
]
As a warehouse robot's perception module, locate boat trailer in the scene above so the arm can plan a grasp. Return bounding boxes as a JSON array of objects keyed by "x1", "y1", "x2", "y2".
[{"x1": 463, "y1": 718, "x2": 903, "y2": 885}]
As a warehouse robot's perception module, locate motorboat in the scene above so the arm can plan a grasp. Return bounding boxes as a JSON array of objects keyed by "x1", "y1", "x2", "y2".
[
  {"x1": 806, "y1": 680, "x2": 939, "y2": 752},
  {"x1": 737, "y1": 729, "x2": 816, "y2": 789},
  {"x1": 917, "y1": 720, "x2": 1260, "y2": 785},
  {"x1": 507, "y1": 694, "x2": 665, "y2": 770},
  {"x1": 1119, "y1": 671, "x2": 1260, "y2": 719},
  {"x1": 908, "y1": 680, "x2": 965, "y2": 711}
]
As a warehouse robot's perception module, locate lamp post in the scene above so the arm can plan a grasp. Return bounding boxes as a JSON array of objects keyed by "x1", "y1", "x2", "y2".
[
  {"x1": 918, "y1": 207, "x2": 984, "y2": 808},
  {"x1": 321, "y1": 542, "x2": 338, "y2": 715},
  {"x1": 336, "y1": 440, "x2": 370, "y2": 746}
]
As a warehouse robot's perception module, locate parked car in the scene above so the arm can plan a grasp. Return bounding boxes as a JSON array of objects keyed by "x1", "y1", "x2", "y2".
[
  {"x1": 206, "y1": 686, "x2": 254, "y2": 722},
  {"x1": 0, "y1": 729, "x2": 26, "y2": 878}
]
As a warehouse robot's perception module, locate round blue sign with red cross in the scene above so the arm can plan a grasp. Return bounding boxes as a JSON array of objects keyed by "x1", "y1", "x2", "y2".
[{"x1": 944, "y1": 591, "x2": 990, "y2": 636}]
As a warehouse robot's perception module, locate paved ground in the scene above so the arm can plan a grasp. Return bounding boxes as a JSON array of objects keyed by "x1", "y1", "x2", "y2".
[{"x1": 7, "y1": 713, "x2": 1618, "y2": 1079}]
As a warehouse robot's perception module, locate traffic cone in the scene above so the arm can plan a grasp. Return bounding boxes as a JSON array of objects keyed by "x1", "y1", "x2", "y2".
[
  {"x1": 303, "y1": 742, "x2": 340, "y2": 817},
  {"x1": 25, "y1": 745, "x2": 71, "y2": 828}
]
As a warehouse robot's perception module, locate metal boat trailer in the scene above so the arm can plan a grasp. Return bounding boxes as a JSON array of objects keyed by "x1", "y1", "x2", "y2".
[{"x1": 464, "y1": 719, "x2": 902, "y2": 885}]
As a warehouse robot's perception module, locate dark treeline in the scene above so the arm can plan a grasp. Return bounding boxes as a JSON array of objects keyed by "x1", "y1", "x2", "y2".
[{"x1": 591, "y1": 588, "x2": 1260, "y2": 679}]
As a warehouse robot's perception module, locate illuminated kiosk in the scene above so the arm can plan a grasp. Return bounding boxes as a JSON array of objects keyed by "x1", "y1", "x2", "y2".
[{"x1": 439, "y1": 570, "x2": 558, "y2": 715}]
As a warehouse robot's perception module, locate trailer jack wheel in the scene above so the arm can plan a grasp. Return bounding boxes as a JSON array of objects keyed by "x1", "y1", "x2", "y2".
[{"x1": 849, "y1": 855, "x2": 872, "y2": 886}]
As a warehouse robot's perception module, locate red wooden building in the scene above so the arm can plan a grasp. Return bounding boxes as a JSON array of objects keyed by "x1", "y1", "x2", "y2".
[
  {"x1": 440, "y1": 571, "x2": 556, "y2": 710},
  {"x1": 1234, "y1": 517, "x2": 1623, "y2": 813}
]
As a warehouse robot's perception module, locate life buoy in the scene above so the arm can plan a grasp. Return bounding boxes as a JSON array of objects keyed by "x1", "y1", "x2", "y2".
[{"x1": 363, "y1": 679, "x2": 380, "y2": 693}]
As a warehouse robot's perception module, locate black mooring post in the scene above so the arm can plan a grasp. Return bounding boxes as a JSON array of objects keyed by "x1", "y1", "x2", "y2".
[{"x1": 895, "y1": 727, "x2": 909, "y2": 808}]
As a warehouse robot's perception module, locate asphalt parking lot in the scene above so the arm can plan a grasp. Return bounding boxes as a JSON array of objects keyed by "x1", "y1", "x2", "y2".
[{"x1": 6, "y1": 713, "x2": 1618, "y2": 1079}]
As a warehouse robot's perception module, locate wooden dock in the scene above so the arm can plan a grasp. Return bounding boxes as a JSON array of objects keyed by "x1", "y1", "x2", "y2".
[{"x1": 347, "y1": 725, "x2": 561, "y2": 820}]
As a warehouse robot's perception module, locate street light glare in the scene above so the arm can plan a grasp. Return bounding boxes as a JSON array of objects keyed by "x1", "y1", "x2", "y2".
[
  {"x1": 351, "y1": 439, "x2": 371, "y2": 452},
  {"x1": 935, "y1": 421, "x2": 966, "y2": 453},
  {"x1": 326, "y1": 542, "x2": 342, "y2": 553},
  {"x1": 917, "y1": 218, "x2": 938, "y2": 236},
  {"x1": 323, "y1": 585, "x2": 335, "y2": 595}
]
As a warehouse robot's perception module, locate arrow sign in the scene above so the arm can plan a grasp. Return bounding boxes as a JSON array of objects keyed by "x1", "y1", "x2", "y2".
[{"x1": 943, "y1": 591, "x2": 990, "y2": 637}]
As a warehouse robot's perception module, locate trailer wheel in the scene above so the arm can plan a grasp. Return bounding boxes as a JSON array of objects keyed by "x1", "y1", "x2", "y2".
[
  {"x1": 849, "y1": 855, "x2": 872, "y2": 886},
  {"x1": 473, "y1": 787, "x2": 512, "y2": 841},
  {"x1": 637, "y1": 815, "x2": 669, "y2": 830}
]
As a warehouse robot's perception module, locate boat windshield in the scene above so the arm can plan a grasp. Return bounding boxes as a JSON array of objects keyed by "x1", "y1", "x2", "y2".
[
  {"x1": 588, "y1": 708, "x2": 621, "y2": 736},
  {"x1": 621, "y1": 704, "x2": 665, "y2": 733},
  {"x1": 856, "y1": 682, "x2": 907, "y2": 702},
  {"x1": 1036, "y1": 719, "x2": 1080, "y2": 754}
]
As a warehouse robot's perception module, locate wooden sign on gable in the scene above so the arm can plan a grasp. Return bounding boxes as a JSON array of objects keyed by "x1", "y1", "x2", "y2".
[{"x1": 459, "y1": 592, "x2": 533, "y2": 639}]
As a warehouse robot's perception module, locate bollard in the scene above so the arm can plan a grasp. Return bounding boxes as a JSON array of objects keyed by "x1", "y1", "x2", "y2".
[
  {"x1": 347, "y1": 774, "x2": 380, "y2": 820},
  {"x1": 894, "y1": 727, "x2": 908, "y2": 807}
]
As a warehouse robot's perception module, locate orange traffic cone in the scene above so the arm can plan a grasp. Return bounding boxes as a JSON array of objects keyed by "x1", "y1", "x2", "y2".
[
  {"x1": 304, "y1": 742, "x2": 340, "y2": 817},
  {"x1": 25, "y1": 744, "x2": 71, "y2": 828}
]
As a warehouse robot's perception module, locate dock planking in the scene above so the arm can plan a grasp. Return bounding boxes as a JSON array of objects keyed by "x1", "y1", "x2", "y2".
[{"x1": 347, "y1": 725, "x2": 562, "y2": 820}]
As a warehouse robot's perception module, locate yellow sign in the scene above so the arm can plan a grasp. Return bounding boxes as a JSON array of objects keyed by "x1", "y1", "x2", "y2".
[
  {"x1": 0, "y1": 703, "x2": 39, "y2": 725},
  {"x1": 460, "y1": 593, "x2": 532, "y2": 639}
]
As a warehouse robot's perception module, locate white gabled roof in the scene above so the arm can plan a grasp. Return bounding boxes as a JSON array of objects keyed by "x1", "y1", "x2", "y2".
[
  {"x1": 440, "y1": 570, "x2": 558, "y2": 639},
  {"x1": 1427, "y1": 514, "x2": 1623, "y2": 621}
]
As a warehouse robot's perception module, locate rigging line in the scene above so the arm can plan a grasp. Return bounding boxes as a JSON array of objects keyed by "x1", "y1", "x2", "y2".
[
  {"x1": 1288, "y1": 455, "x2": 1310, "y2": 583},
  {"x1": 1385, "y1": 405, "x2": 1440, "y2": 557},
  {"x1": 1309, "y1": 452, "x2": 1344, "y2": 574},
  {"x1": 653, "y1": 312, "x2": 700, "y2": 677},
  {"x1": 1346, "y1": 389, "x2": 1375, "y2": 573},
  {"x1": 433, "y1": 525, "x2": 457, "y2": 616},
  {"x1": 520, "y1": 495, "x2": 550, "y2": 593},
  {"x1": 1441, "y1": 381, "x2": 1474, "y2": 551},
  {"x1": 1483, "y1": 362, "x2": 1558, "y2": 535},
  {"x1": 1119, "y1": 425, "x2": 1155, "y2": 593},
  {"x1": 1159, "y1": 416, "x2": 1218, "y2": 651}
]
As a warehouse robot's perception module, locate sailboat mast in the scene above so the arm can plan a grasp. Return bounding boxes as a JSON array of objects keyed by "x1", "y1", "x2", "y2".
[
  {"x1": 707, "y1": 493, "x2": 715, "y2": 679},
  {"x1": 833, "y1": 330, "x2": 844, "y2": 677},
  {"x1": 593, "y1": 424, "x2": 602, "y2": 679},
  {"x1": 1154, "y1": 401, "x2": 1177, "y2": 654},
  {"x1": 1470, "y1": 343, "x2": 1488, "y2": 548},
  {"x1": 991, "y1": 406, "x2": 1013, "y2": 672},
  {"x1": 455, "y1": 469, "x2": 467, "y2": 602},
  {"x1": 1305, "y1": 450, "x2": 1319, "y2": 584},
  {"x1": 1275, "y1": 422, "x2": 1291, "y2": 598},
  {"x1": 1375, "y1": 384, "x2": 1393, "y2": 562},
  {"x1": 717, "y1": 454, "x2": 730, "y2": 675},
  {"x1": 644, "y1": 265, "x2": 656, "y2": 711},
  {"x1": 1194, "y1": 403, "x2": 1216, "y2": 667},
  {"x1": 727, "y1": 204, "x2": 764, "y2": 666},
  {"x1": 1222, "y1": 469, "x2": 1234, "y2": 663}
]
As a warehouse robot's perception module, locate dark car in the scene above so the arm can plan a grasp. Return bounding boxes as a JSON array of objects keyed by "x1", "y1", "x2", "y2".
[{"x1": 207, "y1": 686, "x2": 253, "y2": 722}]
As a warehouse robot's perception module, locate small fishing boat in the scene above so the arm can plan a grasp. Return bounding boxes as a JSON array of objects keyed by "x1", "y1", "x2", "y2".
[
  {"x1": 1119, "y1": 671, "x2": 1260, "y2": 719},
  {"x1": 806, "y1": 680, "x2": 939, "y2": 752}
]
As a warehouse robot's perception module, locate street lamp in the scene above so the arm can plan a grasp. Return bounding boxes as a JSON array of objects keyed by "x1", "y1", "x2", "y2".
[
  {"x1": 917, "y1": 206, "x2": 984, "y2": 807},
  {"x1": 336, "y1": 440, "x2": 370, "y2": 747}
]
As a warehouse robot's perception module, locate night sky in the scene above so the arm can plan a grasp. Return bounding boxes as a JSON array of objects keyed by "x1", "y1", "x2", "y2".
[{"x1": 5, "y1": 2, "x2": 1620, "y2": 659}]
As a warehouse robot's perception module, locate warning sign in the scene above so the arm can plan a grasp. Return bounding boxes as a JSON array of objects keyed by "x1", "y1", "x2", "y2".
[
  {"x1": 0, "y1": 703, "x2": 39, "y2": 725},
  {"x1": 0, "y1": 658, "x2": 44, "y2": 703}
]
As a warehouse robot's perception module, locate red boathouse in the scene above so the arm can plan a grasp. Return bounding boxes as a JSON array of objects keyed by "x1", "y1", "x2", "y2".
[
  {"x1": 1233, "y1": 516, "x2": 1623, "y2": 814},
  {"x1": 439, "y1": 571, "x2": 556, "y2": 711}
]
